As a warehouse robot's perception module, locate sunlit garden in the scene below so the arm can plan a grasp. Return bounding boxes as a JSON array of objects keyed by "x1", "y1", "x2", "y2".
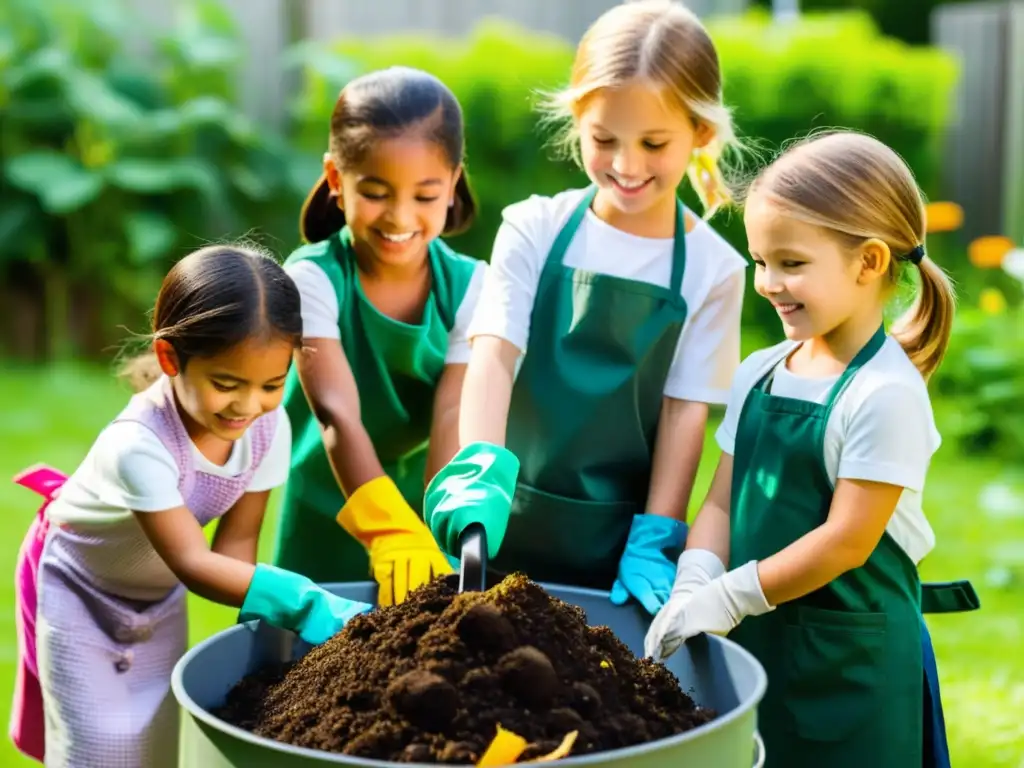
[{"x1": 1, "y1": 0, "x2": 1022, "y2": 765}]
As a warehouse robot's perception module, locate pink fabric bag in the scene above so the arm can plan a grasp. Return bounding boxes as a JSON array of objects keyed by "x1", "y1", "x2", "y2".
[{"x1": 10, "y1": 464, "x2": 68, "y2": 763}]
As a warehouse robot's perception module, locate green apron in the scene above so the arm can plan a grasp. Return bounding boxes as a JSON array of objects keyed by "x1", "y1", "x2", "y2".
[
  {"x1": 493, "y1": 186, "x2": 689, "y2": 589},
  {"x1": 728, "y1": 326, "x2": 923, "y2": 768},
  {"x1": 273, "y1": 229, "x2": 477, "y2": 583}
]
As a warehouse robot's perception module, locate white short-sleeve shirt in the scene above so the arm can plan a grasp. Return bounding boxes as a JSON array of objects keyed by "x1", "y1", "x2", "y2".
[
  {"x1": 287, "y1": 255, "x2": 488, "y2": 364},
  {"x1": 43, "y1": 404, "x2": 292, "y2": 600},
  {"x1": 715, "y1": 337, "x2": 940, "y2": 564},
  {"x1": 47, "y1": 405, "x2": 292, "y2": 525},
  {"x1": 467, "y1": 187, "x2": 748, "y2": 404}
]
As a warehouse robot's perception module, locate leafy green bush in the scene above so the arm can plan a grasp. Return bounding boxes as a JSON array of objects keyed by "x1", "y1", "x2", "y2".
[
  {"x1": 0, "y1": 0, "x2": 304, "y2": 360},
  {"x1": 931, "y1": 294, "x2": 1024, "y2": 460}
]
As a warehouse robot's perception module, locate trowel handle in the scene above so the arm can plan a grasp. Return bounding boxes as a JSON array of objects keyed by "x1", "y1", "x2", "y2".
[{"x1": 458, "y1": 523, "x2": 487, "y2": 593}]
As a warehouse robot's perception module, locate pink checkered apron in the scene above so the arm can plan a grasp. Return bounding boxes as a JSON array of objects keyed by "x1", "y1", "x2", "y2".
[{"x1": 12, "y1": 379, "x2": 278, "y2": 767}]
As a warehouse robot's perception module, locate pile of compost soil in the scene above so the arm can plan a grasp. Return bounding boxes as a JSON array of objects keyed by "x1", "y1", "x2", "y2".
[{"x1": 217, "y1": 574, "x2": 716, "y2": 764}]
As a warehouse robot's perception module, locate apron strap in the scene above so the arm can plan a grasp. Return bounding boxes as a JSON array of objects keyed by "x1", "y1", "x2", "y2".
[
  {"x1": 546, "y1": 186, "x2": 689, "y2": 306},
  {"x1": 921, "y1": 580, "x2": 980, "y2": 613},
  {"x1": 546, "y1": 186, "x2": 597, "y2": 268},
  {"x1": 754, "y1": 342, "x2": 801, "y2": 394},
  {"x1": 821, "y1": 324, "x2": 888, "y2": 422},
  {"x1": 668, "y1": 200, "x2": 687, "y2": 305},
  {"x1": 427, "y1": 238, "x2": 457, "y2": 332}
]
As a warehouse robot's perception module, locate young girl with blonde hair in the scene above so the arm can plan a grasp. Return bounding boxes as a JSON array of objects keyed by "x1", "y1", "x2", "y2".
[
  {"x1": 645, "y1": 130, "x2": 978, "y2": 768},
  {"x1": 425, "y1": 0, "x2": 748, "y2": 614}
]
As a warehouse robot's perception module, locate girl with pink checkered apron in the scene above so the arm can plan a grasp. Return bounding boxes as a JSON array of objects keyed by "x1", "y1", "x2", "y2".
[{"x1": 10, "y1": 244, "x2": 373, "y2": 768}]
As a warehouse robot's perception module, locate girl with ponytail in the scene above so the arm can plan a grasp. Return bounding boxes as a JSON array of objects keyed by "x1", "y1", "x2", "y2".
[
  {"x1": 274, "y1": 66, "x2": 488, "y2": 607},
  {"x1": 646, "y1": 130, "x2": 976, "y2": 768},
  {"x1": 423, "y1": 0, "x2": 748, "y2": 617}
]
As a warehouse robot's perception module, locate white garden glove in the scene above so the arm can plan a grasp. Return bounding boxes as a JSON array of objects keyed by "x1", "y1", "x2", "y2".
[
  {"x1": 646, "y1": 560, "x2": 773, "y2": 662},
  {"x1": 644, "y1": 549, "x2": 727, "y2": 661}
]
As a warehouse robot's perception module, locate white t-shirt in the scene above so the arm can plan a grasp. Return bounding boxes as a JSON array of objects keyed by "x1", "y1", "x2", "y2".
[
  {"x1": 467, "y1": 187, "x2": 748, "y2": 404},
  {"x1": 287, "y1": 257, "x2": 488, "y2": 364},
  {"x1": 48, "y1": 404, "x2": 291, "y2": 525},
  {"x1": 716, "y1": 337, "x2": 939, "y2": 564},
  {"x1": 44, "y1": 395, "x2": 292, "y2": 600}
]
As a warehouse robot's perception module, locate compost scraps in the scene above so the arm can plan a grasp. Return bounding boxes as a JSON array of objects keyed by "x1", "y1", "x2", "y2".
[{"x1": 217, "y1": 574, "x2": 716, "y2": 764}]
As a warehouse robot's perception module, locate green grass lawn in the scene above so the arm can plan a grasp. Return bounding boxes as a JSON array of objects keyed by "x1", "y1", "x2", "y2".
[{"x1": 0, "y1": 362, "x2": 1021, "y2": 766}]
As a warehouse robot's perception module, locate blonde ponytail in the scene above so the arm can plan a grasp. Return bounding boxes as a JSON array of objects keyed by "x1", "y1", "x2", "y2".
[
  {"x1": 688, "y1": 144, "x2": 733, "y2": 219},
  {"x1": 749, "y1": 130, "x2": 957, "y2": 380},
  {"x1": 890, "y1": 255, "x2": 957, "y2": 381}
]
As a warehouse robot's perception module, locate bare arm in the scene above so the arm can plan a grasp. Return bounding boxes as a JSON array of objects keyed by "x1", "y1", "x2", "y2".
[
  {"x1": 458, "y1": 335, "x2": 520, "y2": 447},
  {"x1": 757, "y1": 478, "x2": 903, "y2": 606},
  {"x1": 683, "y1": 452, "x2": 734, "y2": 566},
  {"x1": 210, "y1": 490, "x2": 270, "y2": 564},
  {"x1": 295, "y1": 338, "x2": 385, "y2": 498},
  {"x1": 425, "y1": 363, "x2": 467, "y2": 483},
  {"x1": 646, "y1": 398, "x2": 709, "y2": 521},
  {"x1": 134, "y1": 507, "x2": 257, "y2": 606}
]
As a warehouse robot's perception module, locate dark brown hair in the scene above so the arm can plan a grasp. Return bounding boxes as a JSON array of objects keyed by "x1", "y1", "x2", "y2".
[
  {"x1": 119, "y1": 244, "x2": 302, "y2": 390},
  {"x1": 300, "y1": 66, "x2": 477, "y2": 243}
]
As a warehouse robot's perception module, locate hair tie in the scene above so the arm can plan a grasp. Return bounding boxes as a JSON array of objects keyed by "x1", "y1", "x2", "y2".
[{"x1": 903, "y1": 244, "x2": 925, "y2": 265}]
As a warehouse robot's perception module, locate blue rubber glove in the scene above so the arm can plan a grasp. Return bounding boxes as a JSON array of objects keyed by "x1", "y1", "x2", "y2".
[
  {"x1": 239, "y1": 564, "x2": 373, "y2": 645},
  {"x1": 610, "y1": 514, "x2": 688, "y2": 615},
  {"x1": 423, "y1": 441, "x2": 520, "y2": 559}
]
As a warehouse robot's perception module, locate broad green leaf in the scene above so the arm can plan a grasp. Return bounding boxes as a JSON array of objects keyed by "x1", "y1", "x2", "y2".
[
  {"x1": 105, "y1": 158, "x2": 220, "y2": 200},
  {"x1": 124, "y1": 211, "x2": 177, "y2": 264},
  {"x1": 65, "y1": 69, "x2": 143, "y2": 130},
  {"x1": 5, "y1": 151, "x2": 104, "y2": 214},
  {"x1": 3, "y1": 46, "x2": 68, "y2": 91}
]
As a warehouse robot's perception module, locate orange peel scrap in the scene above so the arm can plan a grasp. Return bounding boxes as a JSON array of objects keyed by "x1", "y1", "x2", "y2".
[{"x1": 477, "y1": 725, "x2": 579, "y2": 766}]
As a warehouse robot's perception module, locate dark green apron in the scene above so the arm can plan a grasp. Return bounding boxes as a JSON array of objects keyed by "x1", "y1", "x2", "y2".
[
  {"x1": 273, "y1": 229, "x2": 476, "y2": 583},
  {"x1": 493, "y1": 186, "x2": 689, "y2": 589},
  {"x1": 728, "y1": 326, "x2": 923, "y2": 768}
]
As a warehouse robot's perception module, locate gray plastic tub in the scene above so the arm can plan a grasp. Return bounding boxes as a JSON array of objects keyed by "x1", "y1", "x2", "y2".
[{"x1": 172, "y1": 580, "x2": 767, "y2": 767}]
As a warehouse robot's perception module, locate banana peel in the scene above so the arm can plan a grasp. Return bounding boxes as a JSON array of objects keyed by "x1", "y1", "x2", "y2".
[{"x1": 477, "y1": 726, "x2": 578, "y2": 766}]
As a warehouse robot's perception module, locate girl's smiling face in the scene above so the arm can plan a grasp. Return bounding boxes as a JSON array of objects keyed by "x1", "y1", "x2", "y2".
[
  {"x1": 744, "y1": 192, "x2": 889, "y2": 343},
  {"x1": 158, "y1": 335, "x2": 294, "y2": 443},
  {"x1": 577, "y1": 79, "x2": 711, "y2": 221},
  {"x1": 326, "y1": 134, "x2": 461, "y2": 270}
]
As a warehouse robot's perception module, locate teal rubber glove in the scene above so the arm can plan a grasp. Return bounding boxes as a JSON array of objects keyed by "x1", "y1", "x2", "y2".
[
  {"x1": 610, "y1": 514, "x2": 688, "y2": 615},
  {"x1": 423, "y1": 441, "x2": 520, "y2": 559},
  {"x1": 239, "y1": 564, "x2": 373, "y2": 645}
]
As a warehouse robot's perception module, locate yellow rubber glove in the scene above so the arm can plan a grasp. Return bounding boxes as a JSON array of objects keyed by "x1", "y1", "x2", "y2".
[{"x1": 336, "y1": 475, "x2": 453, "y2": 607}]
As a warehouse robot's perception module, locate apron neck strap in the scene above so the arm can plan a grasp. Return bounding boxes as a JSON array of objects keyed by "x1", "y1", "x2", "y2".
[
  {"x1": 546, "y1": 187, "x2": 688, "y2": 297},
  {"x1": 821, "y1": 323, "x2": 887, "y2": 417},
  {"x1": 758, "y1": 324, "x2": 887, "y2": 400},
  {"x1": 546, "y1": 187, "x2": 597, "y2": 267},
  {"x1": 669, "y1": 200, "x2": 687, "y2": 298},
  {"x1": 426, "y1": 238, "x2": 455, "y2": 330}
]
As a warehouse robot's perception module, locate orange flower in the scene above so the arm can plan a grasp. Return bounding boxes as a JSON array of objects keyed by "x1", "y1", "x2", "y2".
[
  {"x1": 925, "y1": 202, "x2": 963, "y2": 233},
  {"x1": 968, "y1": 236, "x2": 1014, "y2": 269}
]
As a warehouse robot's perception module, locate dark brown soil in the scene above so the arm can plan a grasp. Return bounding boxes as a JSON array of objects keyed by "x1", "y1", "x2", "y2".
[{"x1": 217, "y1": 574, "x2": 716, "y2": 763}]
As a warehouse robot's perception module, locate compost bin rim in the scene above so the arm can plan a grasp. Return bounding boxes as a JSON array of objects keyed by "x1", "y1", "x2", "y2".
[{"x1": 171, "y1": 580, "x2": 768, "y2": 767}]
